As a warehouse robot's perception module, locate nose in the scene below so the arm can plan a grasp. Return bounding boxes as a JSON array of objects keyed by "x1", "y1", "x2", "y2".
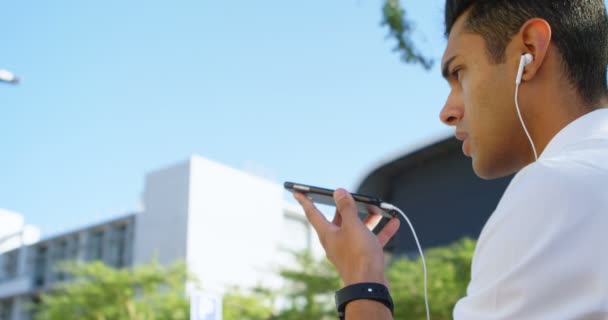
[{"x1": 440, "y1": 92, "x2": 464, "y2": 126}]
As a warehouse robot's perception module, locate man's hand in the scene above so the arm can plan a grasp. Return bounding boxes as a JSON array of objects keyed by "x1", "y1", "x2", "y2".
[{"x1": 294, "y1": 188, "x2": 401, "y2": 286}]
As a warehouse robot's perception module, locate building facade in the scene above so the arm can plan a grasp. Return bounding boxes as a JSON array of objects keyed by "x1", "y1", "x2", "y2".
[{"x1": 0, "y1": 156, "x2": 315, "y2": 320}]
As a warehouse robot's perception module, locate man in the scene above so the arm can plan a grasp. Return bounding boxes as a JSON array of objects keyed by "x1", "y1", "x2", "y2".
[{"x1": 294, "y1": 1, "x2": 608, "y2": 319}]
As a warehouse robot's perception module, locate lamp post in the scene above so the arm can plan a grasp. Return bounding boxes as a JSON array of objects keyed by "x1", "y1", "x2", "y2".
[{"x1": 0, "y1": 69, "x2": 19, "y2": 84}]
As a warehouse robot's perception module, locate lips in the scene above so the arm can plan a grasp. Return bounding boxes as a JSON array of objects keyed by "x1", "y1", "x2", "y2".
[
  {"x1": 455, "y1": 131, "x2": 468, "y2": 141},
  {"x1": 455, "y1": 131, "x2": 471, "y2": 157}
]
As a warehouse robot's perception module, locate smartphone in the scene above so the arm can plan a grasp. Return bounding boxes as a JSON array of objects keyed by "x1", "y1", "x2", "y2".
[{"x1": 284, "y1": 181, "x2": 396, "y2": 219}]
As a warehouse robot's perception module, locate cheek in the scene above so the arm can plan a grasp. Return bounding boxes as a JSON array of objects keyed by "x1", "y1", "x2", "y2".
[
  {"x1": 461, "y1": 75, "x2": 503, "y2": 143},
  {"x1": 459, "y1": 76, "x2": 486, "y2": 125}
]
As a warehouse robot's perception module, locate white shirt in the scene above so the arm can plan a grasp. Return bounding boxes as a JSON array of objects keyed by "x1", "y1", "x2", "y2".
[{"x1": 454, "y1": 108, "x2": 608, "y2": 319}]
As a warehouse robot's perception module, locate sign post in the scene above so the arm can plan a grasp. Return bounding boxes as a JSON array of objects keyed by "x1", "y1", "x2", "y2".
[{"x1": 190, "y1": 290, "x2": 222, "y2": 320}]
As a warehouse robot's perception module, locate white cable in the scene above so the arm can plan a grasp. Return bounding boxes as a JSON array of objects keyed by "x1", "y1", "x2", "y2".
[
  {"x1": 515, "y1": 74, "x2": 538, "y2": 161},
  {"x1": 380, "y1": 203, "x2": 430, "y2": 320}
]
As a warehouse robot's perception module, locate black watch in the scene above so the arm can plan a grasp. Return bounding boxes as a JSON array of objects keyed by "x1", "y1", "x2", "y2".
[{"x1": 335, "y1": 282, "x2": 394, "y2": 319}]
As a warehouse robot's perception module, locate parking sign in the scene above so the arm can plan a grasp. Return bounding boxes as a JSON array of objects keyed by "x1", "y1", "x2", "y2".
[{"x1": 190, "y1": 291, "x2": 222, "y2": 320}]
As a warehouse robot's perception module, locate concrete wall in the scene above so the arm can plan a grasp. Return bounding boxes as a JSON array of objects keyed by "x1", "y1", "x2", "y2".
[
  {"x1": 135, "y1": 155, "x2": 315, "y2": 293},
  {"x1": 187, "y1": 156, "x2": 287, "y2": 292},
  {"x1": 134, "y1": 161, "x2": 191, "y2": 266}
]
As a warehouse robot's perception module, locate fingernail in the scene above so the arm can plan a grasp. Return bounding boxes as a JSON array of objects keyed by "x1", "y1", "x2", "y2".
[{"x1": 335, "y1": 189, "x2": 347, "y2": 200}]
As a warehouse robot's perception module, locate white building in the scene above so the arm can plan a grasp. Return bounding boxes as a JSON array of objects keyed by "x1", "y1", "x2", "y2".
[
  {"x1": 0, "y1": 156, "x2": 319, "y2": 320},
  {"x1": 0, "y1": 209, "x2": 40, "y2": 255}
]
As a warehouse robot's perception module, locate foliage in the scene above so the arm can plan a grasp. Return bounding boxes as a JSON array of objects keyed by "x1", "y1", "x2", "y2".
[
  {"x1": 387, "y1": 238, "x2": 476, "y2": 320},
  {"x1": 34, "y1": 260, "x2": 193, "y2": 320},
  {"x1": 381, "y1": 0, "x2": 433, "y2": 69},
  {"x1": 225, "y1": 238, "x2": 476, "y2": 319},
  {"x1": 272, "y1": 250, "x2": 342, "y2": 320},
  {"x1": 33, "y1": 239, "x2": 475, "y2": 320},
  {"x1": 223, "y1": 287, "x2": 275, "y2": 320},
  {"x1": 223, "y1": 250, "x2": 341, "y2": 320}
]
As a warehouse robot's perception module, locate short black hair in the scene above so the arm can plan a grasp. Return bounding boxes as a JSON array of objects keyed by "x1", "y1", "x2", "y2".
[{"x1": 445, "y1": 0, "x2": 608, "y2": 107}]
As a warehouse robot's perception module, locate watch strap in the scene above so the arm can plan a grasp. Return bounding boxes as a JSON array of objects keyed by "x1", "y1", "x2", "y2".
[{"x1": 335, "y1": 282, "x2": 394, "y2": 319}]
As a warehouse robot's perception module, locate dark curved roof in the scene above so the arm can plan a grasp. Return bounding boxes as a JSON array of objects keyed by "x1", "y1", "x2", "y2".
[
  {"x1": 354, "y1": 131, "x2": 516, "y2": 253},
  {"x1": 356, "y1": 132, "x2": 459, "y2": 198}
]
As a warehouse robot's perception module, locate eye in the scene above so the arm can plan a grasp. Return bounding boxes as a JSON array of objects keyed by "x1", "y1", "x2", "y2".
[{"x1": 450, "y1": 67, "x2": 463, "y2": 81}]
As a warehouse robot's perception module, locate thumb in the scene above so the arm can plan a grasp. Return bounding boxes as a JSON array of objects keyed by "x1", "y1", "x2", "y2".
[{"x1": 334, "y1": 189, "x2": 359, "y2": 224}]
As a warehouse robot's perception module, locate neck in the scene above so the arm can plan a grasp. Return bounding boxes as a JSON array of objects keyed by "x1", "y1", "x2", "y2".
[{"x1": 527, "y1": 85, "x2": 595, "y2": 158}]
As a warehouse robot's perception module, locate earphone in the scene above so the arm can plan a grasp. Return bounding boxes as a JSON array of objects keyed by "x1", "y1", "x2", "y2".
[
  {"x1": 516, "y1": 53, "x2": 534, "y2": 84},
  {"x1": 380, "y1": 202, "x2": 430, "y2": 320},
  {"x1": 514, "y1": 53, "x2": 539, "y2": 161}
]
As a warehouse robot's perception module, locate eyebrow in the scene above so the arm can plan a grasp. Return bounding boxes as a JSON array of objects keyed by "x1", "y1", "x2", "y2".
[{"x1": 441, "y1": 55, "x2": 458, "y2": 80}]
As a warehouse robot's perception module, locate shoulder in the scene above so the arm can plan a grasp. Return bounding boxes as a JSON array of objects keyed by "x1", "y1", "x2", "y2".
[
  {"x1": 455, "y1": 138, "x2": 608, "y2": 319},
  {"x1": 499, "y1": 154, "x2": 608, "y2": 213},
  {"x1": 482, "y1": 155, "x2": 608, "y2": 243},
  {"x1": 457, "y1": 155, "x2": 608, "y2": 319},
  {"x1": 473, "y1": 154, "x2": 608, "y2": 276}
]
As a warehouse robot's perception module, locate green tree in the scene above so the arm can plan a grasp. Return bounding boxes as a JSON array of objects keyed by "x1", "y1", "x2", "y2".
[
  {"x1": 223, "y1": 251, "x2": 342, "y2": 320},
  {"x1": 223, "y1": 238, "x2": 476, "y2": 319},
  {"x1": 387, "y1": 238, "x2": 476, "y2": 320},
  {"x1": 382, "y1": 0, "x2": 433, "y2": 69},
  {"x1": 273, "y1": 250, "x2": 342, "y2": 320},
  {"x1": 34, "y1": 260, "x2": 193, "y2": 320},
  {"x1": 223, "y1": 287, "x2": 275, "y2": 320}
]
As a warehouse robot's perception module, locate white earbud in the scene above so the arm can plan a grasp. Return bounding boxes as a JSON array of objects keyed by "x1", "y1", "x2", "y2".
[
  {"x1": 514, "y1": 53, "x2": 538, "y2": 161},
  {"x1": 516, "y1": 53, "x2": 534, "y2": 84}
]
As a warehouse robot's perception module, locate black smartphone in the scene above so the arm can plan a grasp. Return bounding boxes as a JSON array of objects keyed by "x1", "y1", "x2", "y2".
[{"x1": 284, "y1": 181, "x2": 396, "y2": 219}]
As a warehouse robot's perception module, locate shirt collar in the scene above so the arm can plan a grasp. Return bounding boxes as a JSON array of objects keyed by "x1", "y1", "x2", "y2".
[{"x1": 539, "y1": 108, "x2": 608, "y2": 160}]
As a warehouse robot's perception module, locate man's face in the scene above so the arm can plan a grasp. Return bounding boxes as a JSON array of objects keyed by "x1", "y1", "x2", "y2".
[{"x1": 439, "y1": 13, "x2": 531, "y2": 179}]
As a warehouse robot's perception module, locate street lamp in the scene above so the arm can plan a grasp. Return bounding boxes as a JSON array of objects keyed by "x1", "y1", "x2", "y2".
[{"x1": 0, "y1": 69, "x2": 19, "y2": 84}]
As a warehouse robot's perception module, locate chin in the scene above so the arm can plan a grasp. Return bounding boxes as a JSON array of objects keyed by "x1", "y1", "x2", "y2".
[{"x1": 471, "y1": 156, "x2": 517, "y2": 180}]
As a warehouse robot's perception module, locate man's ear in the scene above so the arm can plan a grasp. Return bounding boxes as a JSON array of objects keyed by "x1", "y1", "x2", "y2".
[{"x1": 518, "y1": 18, "x2": 552, "y2": 82}]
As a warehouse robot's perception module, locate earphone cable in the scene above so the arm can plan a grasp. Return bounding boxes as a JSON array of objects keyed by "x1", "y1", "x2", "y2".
[
  {"x1": 380, "y1": 203, "x2": 430, "y2": 320},
  {"x1": 515, "y1": 83, "x2": 539, "y2": 161}
]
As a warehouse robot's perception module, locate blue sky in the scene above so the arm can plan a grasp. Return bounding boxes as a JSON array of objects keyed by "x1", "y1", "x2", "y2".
[{"x1": 1, "y1": 0, "x2": 451, "y2": 236}]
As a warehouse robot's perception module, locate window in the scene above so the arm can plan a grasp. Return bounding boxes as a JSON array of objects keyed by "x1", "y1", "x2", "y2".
[
  {"x1": 68, "y1": 235, "x2": 80, "y2": 261},
  {"x1": 33, "y1": 246, "x2": 47, "y2": 287},
  {"x1": 55, "y1": 240, "x2": 68, "y2": 261},
  {"x1": 87, "y1": 230, "x2": 104, "y2": 261},
  {"x1": 110, "y1": 224, "x2": 128, "y2": 268},
  {"x1": 53, "y1": 240, "x2": 69, "y2": 281},
  {"x1": 0, "y1": 299, "x2": 12, "y2": 320},
  {"x1": 3, "y1": 250, "x2": 19, "y2": 280}
]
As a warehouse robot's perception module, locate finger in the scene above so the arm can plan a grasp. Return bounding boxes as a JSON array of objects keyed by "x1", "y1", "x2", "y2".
[
  {"x1": 377, "y1": 217, "x2": 401, "y2": 247},
  {"x1": 333, "y1": 189, "x2": 359, "y2": 225},
  {"x1": 294, "y1": 192, "x2": 331, "y2": 235},
  {"x1": 331, "y1": 209, "x2": 342, "y2": 226},
  {"x1": 363, "y1": 205, "x2": 383, "y2": 231}
]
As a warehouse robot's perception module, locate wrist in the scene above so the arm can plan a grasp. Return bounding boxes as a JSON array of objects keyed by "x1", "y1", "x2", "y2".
[
  {"x1": 344, "y1": 275, "x2": 389, "y2": 287},
  {"x1": 335, "y1": 282, "x2": 394, "y2": 320},
  {"x1": 342, "y1": 268, "x2": 388, "y2": 287}
]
